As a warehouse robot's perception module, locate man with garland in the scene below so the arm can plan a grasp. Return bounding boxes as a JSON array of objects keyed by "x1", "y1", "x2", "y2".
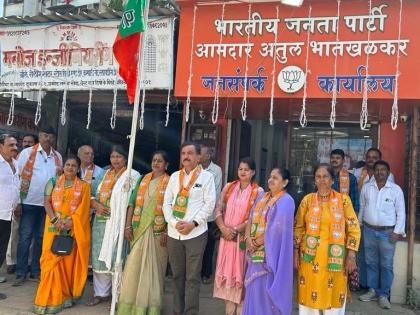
[{"x1": 163, "y1": 142, "x2": 216, "y2": 315}]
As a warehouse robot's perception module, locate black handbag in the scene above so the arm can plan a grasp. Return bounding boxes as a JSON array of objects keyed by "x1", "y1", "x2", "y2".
[{"x1": 51, "y1": 235, "x2": 74, "y2": 256}]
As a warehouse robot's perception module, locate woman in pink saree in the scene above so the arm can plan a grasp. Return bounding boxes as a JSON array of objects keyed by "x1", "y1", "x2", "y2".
[{"x1": 213, "y1": 157, "x2": 264, "y2": 315}]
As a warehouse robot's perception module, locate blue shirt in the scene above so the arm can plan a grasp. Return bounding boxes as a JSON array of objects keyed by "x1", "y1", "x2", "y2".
[{"x1": 332, "y1": 171, "x2": 360, "y2": 213}]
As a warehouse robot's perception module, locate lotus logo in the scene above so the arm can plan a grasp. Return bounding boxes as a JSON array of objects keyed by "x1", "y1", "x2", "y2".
[{"x1": 278, "y1": 65, "x2": 306, "y2": 94}]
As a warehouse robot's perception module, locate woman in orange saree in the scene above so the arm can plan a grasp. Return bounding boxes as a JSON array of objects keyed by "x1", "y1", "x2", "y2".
[{"x1": 33, "y1": 155, "x2": 91, "y2": 314}]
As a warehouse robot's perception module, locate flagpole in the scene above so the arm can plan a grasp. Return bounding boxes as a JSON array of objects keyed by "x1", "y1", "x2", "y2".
[{"x1": 110, "y1": 0, "x2": 151, "y2": 314}]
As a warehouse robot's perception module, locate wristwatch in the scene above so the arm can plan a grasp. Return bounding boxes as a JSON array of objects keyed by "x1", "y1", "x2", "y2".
[{"x1": 193, "y1": 220, "x2": 199, "y2": 227}]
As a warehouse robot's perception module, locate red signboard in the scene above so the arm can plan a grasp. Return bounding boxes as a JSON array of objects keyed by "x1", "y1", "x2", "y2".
[{"x1": 175, "y1": 0, "x2": 420, "y2": 100}]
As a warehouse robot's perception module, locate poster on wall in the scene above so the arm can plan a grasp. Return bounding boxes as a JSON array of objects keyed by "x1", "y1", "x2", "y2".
[{"x1": 0, "y1": 17, "x2": 174, "y2": 91}]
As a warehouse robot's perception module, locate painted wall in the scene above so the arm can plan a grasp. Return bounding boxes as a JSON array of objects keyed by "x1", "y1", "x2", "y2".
[{"x1": 380, "y1": 122, "x2": 406, "y2": 187}]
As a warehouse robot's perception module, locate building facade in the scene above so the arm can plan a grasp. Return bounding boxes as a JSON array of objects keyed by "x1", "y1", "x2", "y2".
[{"x1": 174, "y1": 0, "x2": 420, "y2": 304}]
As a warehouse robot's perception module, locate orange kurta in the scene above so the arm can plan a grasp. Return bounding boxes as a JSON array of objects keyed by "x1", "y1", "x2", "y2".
[
  {"x1": 33, "y1": 177, "x2": 91, "y2": 314},
  {"x1": 294, "y1": 193, "x2": 360, "y2": 310}
]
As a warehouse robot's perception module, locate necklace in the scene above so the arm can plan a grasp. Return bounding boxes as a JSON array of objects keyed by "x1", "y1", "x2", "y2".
[{"x1": 318, "y1": 191, "x2": 330, "y2": 200}]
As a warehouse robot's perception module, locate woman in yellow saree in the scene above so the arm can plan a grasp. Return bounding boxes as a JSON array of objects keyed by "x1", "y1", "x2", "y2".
[
  {"x1": 33, "y1": 155, "x2": 91, "y2": 314},
  {"x1": 117, "y1": 151, "x2": 170, "y2": 315}
]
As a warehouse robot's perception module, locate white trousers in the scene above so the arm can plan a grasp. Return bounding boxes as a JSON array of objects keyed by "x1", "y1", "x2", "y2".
[
  {"x1": 299, "y1": 300, "x2": 346, "y2": 315},
  {"x1": 93, "y1": 272, "x2": 112, "y2": 297},
  {"x1": 6, "y1": 216, "x2": 20, "y2": 265}
]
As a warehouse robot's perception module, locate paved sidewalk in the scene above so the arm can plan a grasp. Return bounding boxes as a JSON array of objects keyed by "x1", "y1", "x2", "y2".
[{"x1": 0, "y1": 272, "x2": 416, "y2": 315}]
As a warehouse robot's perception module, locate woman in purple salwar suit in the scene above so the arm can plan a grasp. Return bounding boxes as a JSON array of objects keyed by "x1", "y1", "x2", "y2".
[{"x1": 242, "y1": 168, "x2": 295, "y2": 315}]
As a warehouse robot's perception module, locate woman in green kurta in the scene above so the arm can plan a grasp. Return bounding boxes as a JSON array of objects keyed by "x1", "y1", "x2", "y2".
[
  {"x1": 117, "y1": 151, "x2": 170, "y2": 315},
  {"x1": 87, "y1": 146, "x2": 140, "y2": 306}
]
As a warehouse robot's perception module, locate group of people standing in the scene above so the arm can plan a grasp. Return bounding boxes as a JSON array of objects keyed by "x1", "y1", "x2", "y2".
[{"x1": 0, "y1": 127, "x2": 406, "y2": 315}]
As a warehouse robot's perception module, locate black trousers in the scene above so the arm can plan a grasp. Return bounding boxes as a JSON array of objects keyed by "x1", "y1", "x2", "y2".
[
  {"x1": 201, "y1": 222, "x2": 216, "y2": 278},
  {"x1": 0, "y1": 219, "x2": 12, "y2": 267}
]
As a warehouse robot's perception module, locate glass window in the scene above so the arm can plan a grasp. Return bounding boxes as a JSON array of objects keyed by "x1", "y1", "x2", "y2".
[{"x1": 288, "y1": 122, "x2": 377, "y2": 203}]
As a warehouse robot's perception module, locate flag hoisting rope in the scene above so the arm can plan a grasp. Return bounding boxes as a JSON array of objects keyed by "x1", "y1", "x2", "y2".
[{"x1": 110, "y1": 0, "x2": 150, "y2": 314}]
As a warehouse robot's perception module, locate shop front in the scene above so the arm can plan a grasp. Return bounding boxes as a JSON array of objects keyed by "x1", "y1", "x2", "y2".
[
  {"x1": 174, "y1": 0, "x2": 420, "y2": 303},
  {"x1": 0, "y1": 13, "x2": 182, "y2": 173}
]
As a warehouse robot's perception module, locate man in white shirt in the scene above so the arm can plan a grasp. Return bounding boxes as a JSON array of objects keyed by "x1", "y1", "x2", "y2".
[
  {"x1": 353, "y1": 147, "x2": 394, "y2": 290},
  {"x1": 0, "y1": 134, "x2": 20, "y2": 299},
  {"x1": 199, "y1": 145, "x2": 222, "y2": 284},
  {"x1": 163, "y1": 142, "x2": 216, "y2": 315},
  {"x1": 14, "y1": 127, "x2": 63, "y2": 286},
  {"x1": 358, "y1": 160, "x2": 405, "y2": 309},
  {"x1": 77, "y1": 145, "x2": 104, "y2": 202},
  {"x1": 6, "y1": 134, "x2": 38, "y2": 275}
]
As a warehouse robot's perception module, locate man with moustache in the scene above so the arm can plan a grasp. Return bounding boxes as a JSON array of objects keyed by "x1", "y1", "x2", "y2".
[
  {"x1": 13, "y1": 127, "x2": 62, "y2": 286},
  {"x1": 6, "y1": 134, "x2": 38, "y2": 274},
  {"x1": 330, "y1": 149, "x2": 359, "y2": 212},
  {"x1": 354, "y1": 148, "x2": 394, "y2": 190},
  {"x1": 0, "y1": 134, "x2": 20, "y2": 296},
  {"x1": 359, "y1": 160, "x2": 405, "y2": 309},
  {"x1": 163, "y1": 142, "x2": 216, "y2": 315},
  {"x1": 22, "y1": 134, "x2": 37, "y2": 150}
]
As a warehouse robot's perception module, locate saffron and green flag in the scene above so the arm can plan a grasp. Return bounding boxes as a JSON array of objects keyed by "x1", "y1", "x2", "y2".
[{"x1": 113, "y1": 0, "x2": 146, "y2": 104}]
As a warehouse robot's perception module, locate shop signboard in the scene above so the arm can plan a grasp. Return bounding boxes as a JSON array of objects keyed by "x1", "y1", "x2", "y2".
[
  {"x1": 175, "y1": 0, "x2": 419, "y2": 99},
  {"x1": 0, "y1": 17, "x2": 174, "y2": 91}
]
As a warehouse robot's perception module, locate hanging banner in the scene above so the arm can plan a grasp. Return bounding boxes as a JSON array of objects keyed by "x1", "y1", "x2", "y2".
[
  {"x1": 175, "y1": 0, "x2": 419, "y2": 99},
  {"x1": 0, "y1": 17, "x2": 174, "y2": 91}
]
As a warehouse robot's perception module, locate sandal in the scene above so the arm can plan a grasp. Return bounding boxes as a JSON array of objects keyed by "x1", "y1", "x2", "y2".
[{"x1": 85, "y1": 296, "x2": 110, "y2": 306}]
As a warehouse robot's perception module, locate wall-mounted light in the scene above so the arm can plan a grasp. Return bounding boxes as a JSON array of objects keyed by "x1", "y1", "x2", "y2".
[{"x1": 280, "y1": 0, "x2": 304, "y2": 6}]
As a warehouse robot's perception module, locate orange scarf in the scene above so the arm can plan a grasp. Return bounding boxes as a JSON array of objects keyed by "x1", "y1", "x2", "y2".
[
  {"x1": 172, "y1": 166, "x2": 202, "y2": 219},
  {"x1": 338, "y1": 169, "x2": 350, "y2": 194},
  {"x1": 96, "y1": 167, "x2": 126, "y2": 221},
  {"x1": 250, "y1": 190, "x2": 285, "y2": 262},
  {"x1": 49, "y1": 175, "x2": 83, "y2": 233},
  {"x1": 82, "y1": 164, "x2": 95, "y2": 184},
  {"x1": 303, "y1": 190, "x2": 346, "y2": 271},
  {"x1": 20, "y1": 143, "x2": 62, "y2": 200},
  {"x1": 357, "y1": 167, "x2": 369, "y2": 191},
  {"x1": 224, "y1": 180, "x2": 260, "y2": 223},
  {"x1": 132, "y1": 172, "x2": 170, "y2": 234}
]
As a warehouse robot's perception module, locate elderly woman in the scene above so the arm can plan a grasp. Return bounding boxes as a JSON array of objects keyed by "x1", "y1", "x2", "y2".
[
  {"x1": 242, "y1": 167, "x2": 295, "y2": 315},
  {"x1": 33, "y1": 155, "x2": 91, "y2": 314},
  {"x1": 294, "y1": 164, "x2": 361, "y2": 315},
  {"x1": 117, "y1": 151, "x2": 170, "y2": 315},
  {"x1": 87, "y1": 146, "x2": 140, "y2": 306},
  {"x1": 213, "y1": 157, "x2": 263, "y2": 315}
]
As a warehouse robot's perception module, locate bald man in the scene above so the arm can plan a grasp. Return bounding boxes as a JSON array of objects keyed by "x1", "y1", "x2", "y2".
[{"x1": 77, "y1": 145, "x2": 104, "y2": 201}]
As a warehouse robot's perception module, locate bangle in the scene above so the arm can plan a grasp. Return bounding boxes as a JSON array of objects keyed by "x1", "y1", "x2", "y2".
[
  {"x1": 125, "y1": 226, "x2": 132, "y2": 230},
  {"x1": 50, "y1": 216, "x2": 59, "y2": 224}
]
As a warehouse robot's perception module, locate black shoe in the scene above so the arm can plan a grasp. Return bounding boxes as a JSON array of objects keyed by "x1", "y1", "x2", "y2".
[
  {"x1": 6, "y1": 265, "x2": 16, "y2": 274},
  {"x1": 12, "y1": 277, "x2": 26, "y2": 287},
  {"x1": 201, "y1": 276, "x2": 212, "y2": 284},
  {"x1": 29, "y1": 274, "x2": 40, "y2": 281},
  {"x1": 0, "y1": 293, "x2": 6, "y2": 300}
]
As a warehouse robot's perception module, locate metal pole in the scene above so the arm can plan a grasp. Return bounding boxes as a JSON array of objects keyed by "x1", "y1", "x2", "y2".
[
  {"x1": 407, "y1": 107, "x2": 418, "y2": 288},
  {"x1": 110, "y1": 0, "x2": 151, "y2": 314}
]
